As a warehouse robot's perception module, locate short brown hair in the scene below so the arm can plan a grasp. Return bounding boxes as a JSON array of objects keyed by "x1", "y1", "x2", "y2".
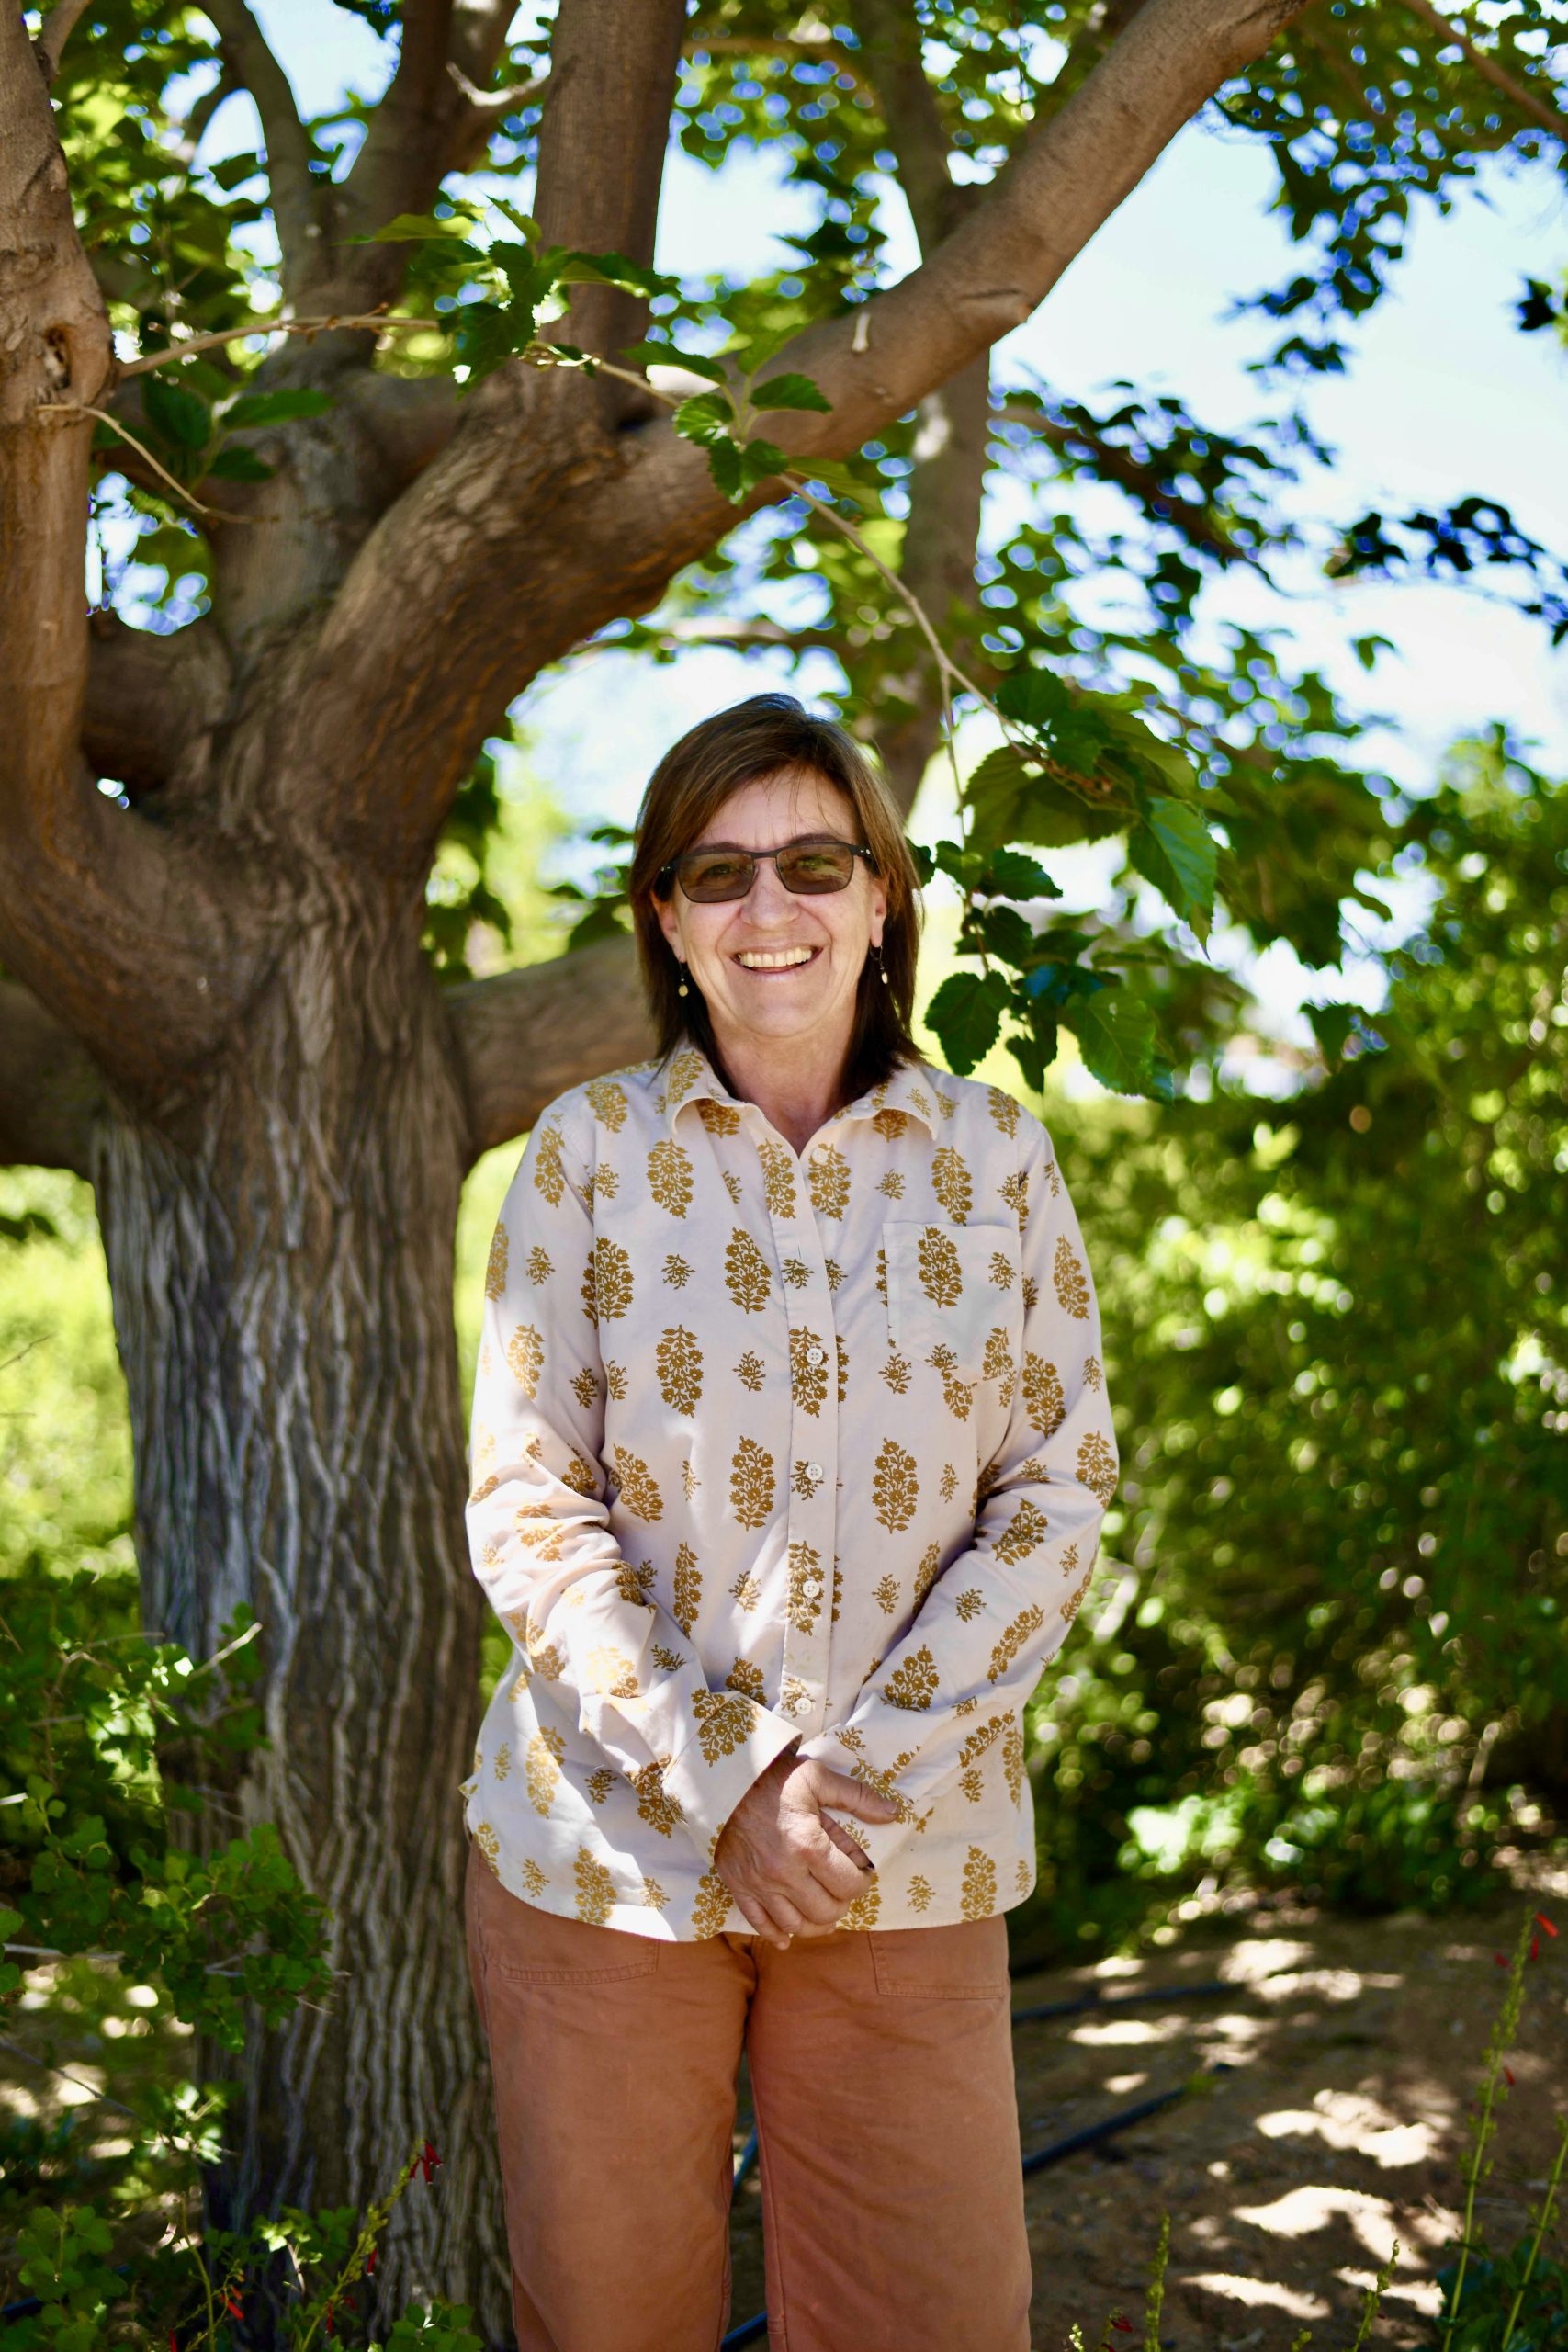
[{"x1": 629, "y1": 694, "x2": 924, "y2": 1099}]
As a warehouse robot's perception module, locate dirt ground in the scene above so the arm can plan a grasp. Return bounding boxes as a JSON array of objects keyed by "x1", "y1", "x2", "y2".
[{"x1": 727, "y1": 1860, "x2": 1568, "y2": 2350}]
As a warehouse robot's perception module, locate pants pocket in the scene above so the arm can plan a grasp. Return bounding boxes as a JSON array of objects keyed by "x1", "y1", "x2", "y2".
[{"x1": 867, "y1": 1915, "x2": 1010, "y2": 1998}]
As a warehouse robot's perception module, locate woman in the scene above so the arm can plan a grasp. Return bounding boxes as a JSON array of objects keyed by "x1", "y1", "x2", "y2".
[{"x1": 463, "y1": 693, "x2": 1118, "y2": 2352}]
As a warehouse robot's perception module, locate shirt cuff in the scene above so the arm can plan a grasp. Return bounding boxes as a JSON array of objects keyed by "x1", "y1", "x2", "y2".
[{"x1": 662, "y1": 1692, "x2": 804, "y2": 1871}]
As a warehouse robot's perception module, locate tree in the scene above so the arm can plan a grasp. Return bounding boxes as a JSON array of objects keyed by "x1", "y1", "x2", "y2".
[{"x1": 0, "y1": 0, "x2": 1562, "y2": 2325}]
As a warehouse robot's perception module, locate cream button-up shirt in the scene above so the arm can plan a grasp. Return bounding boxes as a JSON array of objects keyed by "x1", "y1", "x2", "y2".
[{"x1": 463, "y1": 1039, "x2": 1116, "y2": 1939}]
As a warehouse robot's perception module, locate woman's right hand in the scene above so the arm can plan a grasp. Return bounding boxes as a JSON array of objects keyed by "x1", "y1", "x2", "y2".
[{"x1": 714, "y1": 1750, "x2": 901, "y2": 1949}]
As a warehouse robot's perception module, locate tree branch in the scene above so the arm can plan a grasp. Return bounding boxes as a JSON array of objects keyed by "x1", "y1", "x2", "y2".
[
  {"x1": 299, "y1": 0, "x2": 1314, "y2": 874},
  {"x1": 531, "y1": 0, "x2": 690, "y2": 368},
  {"x1": 1395, "y1": 0, "x2": 1565, "y2": 141},
  {"x1": 83, "y1": 615, "x2": 231, "y2": 805},
  {"x1": 0, "y1": 983, "x2": 104, "y2": 1177},
  {"x1": 682, "y1": 29, "x2": 874, "y2": 102},
  {"x1": 447, "y1": 935, "x2": 656, "y2": 1164},
  {"x1": 33, "y1": 0, "x2": 96, "y2": 83},
  {"x1": 200, "y1": 0, "x2": 321, "y2": 292}
]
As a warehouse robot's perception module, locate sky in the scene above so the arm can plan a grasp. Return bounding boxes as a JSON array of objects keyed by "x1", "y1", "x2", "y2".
[{"x1": 181, "y1": 5, "x2": 1568, "y2": 1067}]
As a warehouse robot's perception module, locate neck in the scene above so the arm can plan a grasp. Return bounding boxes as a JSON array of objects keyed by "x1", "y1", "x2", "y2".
[{"x1": 707, "y1": 1019, "x2": 854, "y2": 1156}]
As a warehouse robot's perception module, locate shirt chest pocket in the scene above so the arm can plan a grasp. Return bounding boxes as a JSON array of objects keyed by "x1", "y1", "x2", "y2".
[{"x1": 883, "y1": 1219, "x2": 1024, "y2": 1385}]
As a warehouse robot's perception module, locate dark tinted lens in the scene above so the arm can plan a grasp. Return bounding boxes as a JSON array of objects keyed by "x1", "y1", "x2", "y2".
[
  {"x1": 779, "y1": 842, "x2": 856, "y2": 892},
  {"x1": 681, "y1": 852, "x2": 755, "y2": 901}
]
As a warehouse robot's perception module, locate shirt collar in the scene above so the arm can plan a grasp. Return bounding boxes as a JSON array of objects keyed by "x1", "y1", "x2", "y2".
[{"x1": 659, "y1": 1039, "x2": 941, "y2": 1141}]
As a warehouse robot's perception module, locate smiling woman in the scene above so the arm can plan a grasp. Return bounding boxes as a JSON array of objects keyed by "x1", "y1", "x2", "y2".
[{"x1": 460, "y1": 690, "x2": 1119, "y2": 2347}]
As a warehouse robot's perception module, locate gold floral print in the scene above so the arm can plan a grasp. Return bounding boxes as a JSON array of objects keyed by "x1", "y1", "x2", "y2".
[
  {"x1": 525, "y1": 1727, "x2": 565, "y2": 1815},
  {"x1": 724, "y1": 1228, "x2": 772, "y2": 1312},
  {"x1": 671, "y1": 1542, "x2": 701, "y2": 1634},
  {"x1": 837, "y1": 1878, "x2": 881, "y2": 1931},
  {"x1": 691, "y1": 1871, "x2": 733, "y2": 1938},
  {"x1": 505, "y1": 1322, "x2": 543, "y2": 1396},
  {"x1": 882, "y1": 1645, "x2": 939, "y2": 1711},
  {"x1": 533, "y1": 1125, "x2": 567, "y2": 1206},
  {"x1": 484, "y1": 1223, "x2": 509, "y2": 1300},
  {"x1": 788, "y1": 1327, "x2": 829, "y2": 1417},
  {"x1": 1021, "y1": 1353, "x2": 1065, "y2": 1439},
  {"x1": 757, "y1": 1136, "x2": 797, "y2": 1218},
  {"x1": 609, "y1": 1447, "x2": 662, "y2": 1522},
  {"x1": 987, "y1": 1603, "x2": 1045, "y2": 1683},
  {"x1": 912, "y1": 1543, "x2": 943, "y2": 1611},
  {"x1": 931, "y1": 1146, "x2": 973, "y2": 1224},
  {"x1": 961, "y1": 1846, "x2": 998, "y2": 1920},
  {"x1": 574, "y1": 1846, "x2": 615, "y2": 1925},
  {"x1": 692, "y1": 1689, "x2": 759, "y2": 1764},
  {"x1": 474, "y1": 1821, "x2": 502, "y2": 1874},
  {"x1": 656, "y1": 1325, "x2": 704, "y2": 1415},
  {"x1": 785, "y1": 1541, "x2": 824, "y2": 1634},
  {"x1": 648, "y1": 1136, "x2": 694, "y2": 1216},
  {"x1": 1076, "y1": 1430, "x2": 1117, "y2": 1504},
  {"x1": 1054, "y1": 1233, "x2": 1090, "y2": 1318},
  {"x1": 994, "y1": 1498, "x2": 1048, "y2": 1566},
  {"x1": 631, "y1": 1758, "x2": 682, "y2": 1837},
  {"x1": 872, "y1": 1437, "x2": 919, "y2": 1532},
  {"x1": 807, "y1": 1143, "x2": 850, "y2": 1217},
  {"x1": 729, "y1": 1436, "x2": 775, "y2": 1531},
  {"x1": 586, "y1": 1076, "x2": 628, "y2": 1132},
  {"x1": 466, "y1": 1042, "x2": 1113, "y2": 1942},
  {"x1": 986, "y1": 1085, "x2": 1020, "y2": 1137},
  {"x1": 916, "y1": 1225, "x2": 962, "y2": 1307}
]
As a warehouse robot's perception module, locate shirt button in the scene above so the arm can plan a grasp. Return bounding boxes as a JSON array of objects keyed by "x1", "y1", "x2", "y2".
[
  {"x1": 787, "y1": 1694, "x2": 810, "y2": 1716},
  {"x1": 805, "y1": 1461, "x2": 823, "y2": 1482},
  {"x1": 806, "y1": 1345, "x2": 826, "y2": 1367},
  {"x1": 801, "y1": 1577, "x2": 823, "y2": 1600}
]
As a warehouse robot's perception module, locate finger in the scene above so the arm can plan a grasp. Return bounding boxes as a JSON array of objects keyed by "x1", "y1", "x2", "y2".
[
  {"x1": 801, "y1": 1761, "x2": 900, "y2": 1823},
  {"x1": 731, "y1": 1891, "x2": 791, "y2": 1950},
  {"x1": 807, "y1": 1834, "x2": 872, "y2": 1904},
  {"x1": 767, "y1": 1892, "x2": 811, "y2": 1939},
  {"x1": 820, "y1": 1815, "x2": 874, "y2": 1871}
]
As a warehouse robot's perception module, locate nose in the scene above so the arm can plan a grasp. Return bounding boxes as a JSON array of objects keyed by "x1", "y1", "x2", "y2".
[{"x1": 744, "y1": 858, "x2": 802, "y2": 927}]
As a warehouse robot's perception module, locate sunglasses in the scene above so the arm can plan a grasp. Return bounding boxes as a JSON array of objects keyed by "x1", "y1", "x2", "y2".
[{"x1": 657, "y1": 837, "x2": 877, "y2": 904}]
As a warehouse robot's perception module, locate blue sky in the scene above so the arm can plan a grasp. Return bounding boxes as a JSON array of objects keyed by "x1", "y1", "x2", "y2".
[{"x1": 196, "y1": 6, "x2": 1568, "y2": 1058}]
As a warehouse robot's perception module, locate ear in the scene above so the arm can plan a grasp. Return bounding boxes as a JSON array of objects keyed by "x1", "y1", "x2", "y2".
[
  {"x1": 654, "y1": 893, "x2": 683, "y2": 955},
  {"x1": 869, "y1": 876, "x2": 888, "y2": 946}
]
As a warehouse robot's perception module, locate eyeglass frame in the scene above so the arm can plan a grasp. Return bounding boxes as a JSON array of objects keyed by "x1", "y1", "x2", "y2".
[{"x1": 654, "y1": 833, "x2": 880, "y2": 903}]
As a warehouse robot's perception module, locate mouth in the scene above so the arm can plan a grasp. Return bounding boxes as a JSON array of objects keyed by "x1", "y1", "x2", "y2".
[{"x1": 731, "y1": 945, "x2": 823, "y2": 976}]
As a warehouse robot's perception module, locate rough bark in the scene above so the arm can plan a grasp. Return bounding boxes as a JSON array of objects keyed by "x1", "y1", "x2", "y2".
[
  {"x1": 90, "y1": 884, "x2": 507, "y2": 2336},
  {"x1": 0, "y1": 980, "x2": 102, "y2": 1176}
]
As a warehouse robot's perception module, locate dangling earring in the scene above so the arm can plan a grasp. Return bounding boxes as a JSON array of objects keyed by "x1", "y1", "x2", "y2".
[
  {"x1": 872, "y1": 944, "x2": 889, "y2": 987},
  {"x1": 676, "y1": 959, "x2": 690, "y2": 999}
]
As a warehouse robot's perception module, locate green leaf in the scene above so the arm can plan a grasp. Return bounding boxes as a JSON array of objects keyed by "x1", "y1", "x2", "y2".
[
  {"x1": 620, "y1": 339, "x2": 729, "y2": 385},
  {"x1": 358, "y1": 209, "x2": 479, "y2": 243},
  {"x1": 221, "y1": 388, "x2": 332, "y2": 430},
  {"x1": 1307, "y1": 1001, "x2": 1358, "y2": 1068},
  {"x1": 556, "y1": 248, "x2": 672, "y2": 297},
  {"x1": 486, "y1": 196, "x2": 541, "y2": 240},
  {"x1": 750, "y1": 371, "x2": 832, "y2": 413},
  {"x1": 982, "y1": 846, "x2": 1061, "y2": 900},
  {"x1": 1061, "y1": 986, "x2": 1158, "y2": 1096},
  {"x1": 1129, "y1": 796, "x2": 1218, "y2": 932},
  {"x1": 208, "y1": 443, "x2": 274, "y2": 481},
  {"x1": 141, "y1": 374, "x2": 212, "y2": 451},
  {"x1": 925, "y1": 969, "x2": 1009, "y2": 1076},
  {"x1": 672, "y1": 390, "x2": 738, "y2": 445}
]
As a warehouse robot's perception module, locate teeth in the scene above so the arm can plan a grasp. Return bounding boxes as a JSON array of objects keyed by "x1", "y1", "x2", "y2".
[{"x1": 737, "y1": 948, "x2": 816, "y2": 969}]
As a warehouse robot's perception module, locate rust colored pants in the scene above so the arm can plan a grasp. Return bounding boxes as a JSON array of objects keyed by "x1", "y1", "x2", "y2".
[{"x1": 465, "y1": 1843, "x2": 1032, "y2": 2352}]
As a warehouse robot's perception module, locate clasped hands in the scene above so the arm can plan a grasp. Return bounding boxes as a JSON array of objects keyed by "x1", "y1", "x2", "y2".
[{"x1": 714, "y1": 1747, "x2": 900, "y2": 1949}]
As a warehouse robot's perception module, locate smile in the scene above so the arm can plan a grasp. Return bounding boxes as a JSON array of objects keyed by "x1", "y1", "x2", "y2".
[{"x1": 732, "y1": 947, "x2": 821, "y2": 971}]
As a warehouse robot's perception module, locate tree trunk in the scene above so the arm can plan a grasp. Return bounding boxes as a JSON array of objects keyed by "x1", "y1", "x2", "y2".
[{"x1": 89, "y1": 872, "x2": 509, "y2": 2336}]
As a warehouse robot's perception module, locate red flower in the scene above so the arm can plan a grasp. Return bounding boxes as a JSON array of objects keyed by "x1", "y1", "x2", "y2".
[
  {"x1": 323, "y1": 2303, "x2": 336, "y2": 2338},
  {"x1": 169, "y1": 2336, "x2": 179, "y2": 2352},
  {"x1": 1535, "y1": 1912, "x2": 1558, "y2": 1939},
  {"x1": 224, "y1": 2292, "x2": 243, "y2": 2319},
  {"x1": 1111, "y1": 2317, "x2": 1134, "y2": 2332},
  {"x1": 1505, "y1": 2066, "x2": 1516, "y2": 2086},
  {"x1": 1532, "y1": 1936, "x2": 1540, "y2": 1961},
  {"x1": 418, "y1": 2139, "x2": 444, "y2": 2184},
  {"x1": 1495, "y1": 1951, "x2": 1509, "y2": 1966},
  {"x1": 365, "y1": 2247, "x2": 378, "y2": 2275}
]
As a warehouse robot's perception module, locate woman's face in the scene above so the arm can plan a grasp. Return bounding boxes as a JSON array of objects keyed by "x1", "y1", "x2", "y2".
[{"x1": 654, "y1": 766, "x2": 888, "y2": 1062}]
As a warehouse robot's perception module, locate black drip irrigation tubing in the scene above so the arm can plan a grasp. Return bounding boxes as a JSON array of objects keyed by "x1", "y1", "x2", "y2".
[{"x1": 720, "y1": 1976, "x2": 1240, "y2": 2350}]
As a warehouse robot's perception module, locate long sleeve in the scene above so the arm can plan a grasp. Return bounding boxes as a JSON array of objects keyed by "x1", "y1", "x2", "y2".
[
  {"x1": 795, "y1": 1110, "x2": 1116, "y2": 1874},
  {"x1": 467, "y1": 1096, "x2": 800, "y2": 1871}
]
